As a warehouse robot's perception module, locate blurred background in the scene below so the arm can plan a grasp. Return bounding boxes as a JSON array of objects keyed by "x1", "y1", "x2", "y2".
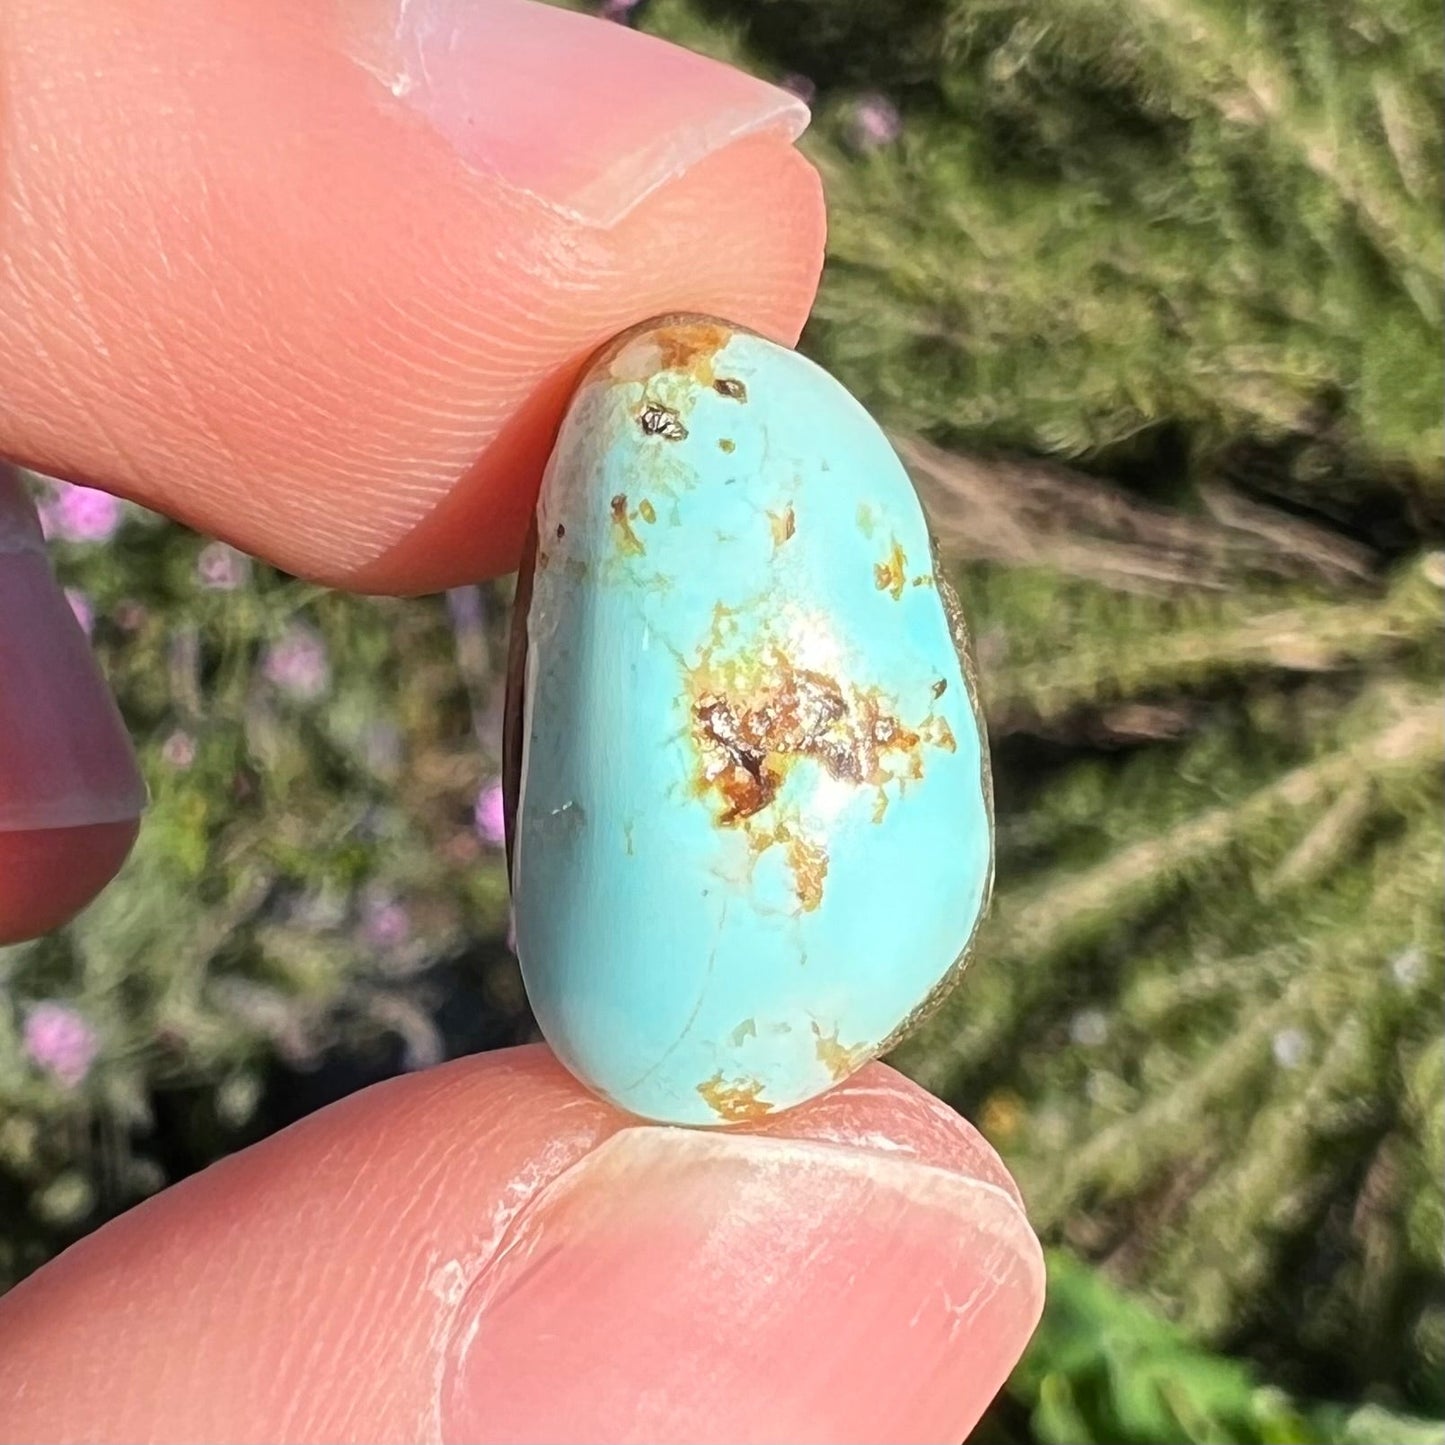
[{"x1": 2, "y1": 0, "x2": 1442, "y2": 1440}]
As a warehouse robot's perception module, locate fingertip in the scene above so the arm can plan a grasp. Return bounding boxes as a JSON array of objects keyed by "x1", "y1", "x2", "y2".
[
  {"x1": 347, "y1": 128, "x2": 825, "y2": 593},
  {"x1": 0, "y1": 1049, "x2": 1040, "y2": 1443},
  {"x1": 443, "y1": 1124, "x2": 1042, "y2": 1445},
  {"x1": 0, "y1": 820, "x2": 140, "y2": 945}
]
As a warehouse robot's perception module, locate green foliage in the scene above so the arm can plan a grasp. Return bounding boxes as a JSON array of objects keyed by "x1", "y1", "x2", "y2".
[
  {"x1": 2, "y1": 1, "x2": 1441, "y2": 1441},
  {"x1": 723, "y1": 0, "x2": 1445, "y2": 483},
  {"x1": 977, "y1": 1251, "x2": 1445, "y2": 1445}
]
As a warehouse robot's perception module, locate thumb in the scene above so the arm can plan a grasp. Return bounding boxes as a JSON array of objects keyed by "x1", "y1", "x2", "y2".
[{"x1": 0, "y1": 1047, "x2": 1045, "y2": 1444}]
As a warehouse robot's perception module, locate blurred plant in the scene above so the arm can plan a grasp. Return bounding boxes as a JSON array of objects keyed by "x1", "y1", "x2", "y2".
[{"x1": 972, "y1": 1251, "x2": 1445, "y2": 1444}]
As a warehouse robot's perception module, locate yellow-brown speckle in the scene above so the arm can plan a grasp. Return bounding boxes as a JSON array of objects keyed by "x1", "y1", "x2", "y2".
[
  {"x1": 691, "y1": 656, "x2": 922, "y2": 824},
  {"x1": 718, "y1": 438, "x2": 736, "y2": 454},
  {"x1": 874, "y1": 539, "x2": 907, "y2": 600},
  {"x1": 697, "y1": 1073, "x2": 774, "y2": 1122},
  {"x1": 769, "y1": 505, "x2": 796, "y2": 548},
  {"x1": 639, "y1": 498, "x2": 657, "y2": 524},
  {"x1": 921, "y1": 716, "x2": 957, "y2": 752},
  {"x1": 856, "y1": 503, "x2": 876, "y2": 538},
  {"x1": 911, "y1": 574, "x2": 935, "y2": 589},
  {"x1": 785, "y1": 834, "x2": 829, "y2": 912},
  {"x1": 812, "y1": 1024, "x2": 871, "y2": 1082},
  {"x1": 655, "y1": 321, "x2": 733, "y2": 385},
  {"x1": 932, "y1": 678, "x2": 949, "y2": 699},
  {"x1": 610, "y1": 494, "x2": 645, "y2": 556},
  {"x1": 729, "y1": 1018, "x2": 757, "y2": 1046},
  {"x1": 713, "y1": 377, "x2": 748, "y2": 402}
]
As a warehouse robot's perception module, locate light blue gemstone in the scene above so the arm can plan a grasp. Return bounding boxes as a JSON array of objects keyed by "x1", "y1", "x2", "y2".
[{"x1": 508, "y1": 317, "x2": 992, "y2": 1126}]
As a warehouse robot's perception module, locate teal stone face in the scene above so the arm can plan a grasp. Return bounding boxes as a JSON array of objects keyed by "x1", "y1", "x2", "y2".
[{"x1": 506, "y1": 316, "x2": 992, "y2": 1126}]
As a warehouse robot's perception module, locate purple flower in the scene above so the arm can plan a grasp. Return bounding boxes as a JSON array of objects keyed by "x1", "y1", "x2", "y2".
[
  {"x1": 40, "y1": 481, "x2": 123, "y2": 544},
  {"x1": 474, "y1": 780, "x2": 506, "y2": 847},
  {"x1": 161, "y1": 730, "x2": 196, "y2": 770},
  {"x1": 23, "y1": 1003, "x2": 100, "y2": 1089},
  {"x1": 780, "y1": 73, "x2": 816, "y2": 105},
  {"x1": 361, "y1": 893, "x2": 412, "y2": 950},
  {"x1": 599, "y1": 0, "x2": 641, "y2": 20},
  {"x1": 65, "y1": 589, "x2": 94, "y2": 637},
  {"x1": 262, "y1": 624, "x2": 330, "y2": 701},
  {"x1": 847, "y1": 93, "x2": 903, "y2": 151},
  {"x1": 196, "y1": 541, "x2": 251, "y2": 592}
]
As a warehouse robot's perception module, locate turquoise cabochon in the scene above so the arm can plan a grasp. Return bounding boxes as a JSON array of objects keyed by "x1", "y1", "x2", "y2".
[{"x1": 511, "y1": 318, "x2": 992, "y2": 1126}]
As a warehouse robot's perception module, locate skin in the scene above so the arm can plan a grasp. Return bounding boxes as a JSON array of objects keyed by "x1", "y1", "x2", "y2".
[{"x1": 0, "y1": 3, "x2": 1045, "y2": 1440}]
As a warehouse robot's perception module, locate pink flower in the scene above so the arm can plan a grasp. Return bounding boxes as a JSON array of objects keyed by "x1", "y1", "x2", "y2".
[
  {"x1": 23, "y1": 1003, "x2": 100, "y2": 1089},
  {"x1": 361, "y1": 893, "x2": 412, "y2": 949},
  {"x1": 474, "y1": 780, "x2": 507, "y2": 847},
  {"x1": 848, "y1": 94, "x2": 903, "y2": 150},
  {"x1": 65, "y1": 588, "x2": 94, "y2": 637},
  {"x1": 41, "y1": 481, "x2": 123, "y2": 543},
  {"x1": 161, "y1": 730, "x2": 196, "y2": 769},
  {"x1": 262, "y1": 624, "x2": 330, "y2": 700},
  {"x1": 196, "y1": 541, "x2": 251, "y2": 591}
]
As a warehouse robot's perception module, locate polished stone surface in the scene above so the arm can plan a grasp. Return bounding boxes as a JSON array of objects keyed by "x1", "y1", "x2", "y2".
[{"x1": 511, "y1": 317, "x2": 992, "y2": 1125}]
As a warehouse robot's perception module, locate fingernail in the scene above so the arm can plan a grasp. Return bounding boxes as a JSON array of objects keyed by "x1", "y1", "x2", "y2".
[
  {"x1": 442, "y1": 1128, "x2": 1044, "y2": 1444},
  {"x1": 346, "y1": 0, "x2": 809, "y2": 227},
  {"x1": 0, "y1": 471, "x2": 146, "y2": 831}
]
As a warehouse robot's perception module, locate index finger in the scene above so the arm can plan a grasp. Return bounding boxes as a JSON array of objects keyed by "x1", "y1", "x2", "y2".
[{"x1": 0, "y1": 0, "x2": 824, "y2": 591}]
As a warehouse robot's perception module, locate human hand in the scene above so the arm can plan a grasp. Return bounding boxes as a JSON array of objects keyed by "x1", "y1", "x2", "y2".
[{"x1": 0, "y1": 3, "x2": 1044, "y2": 1440}]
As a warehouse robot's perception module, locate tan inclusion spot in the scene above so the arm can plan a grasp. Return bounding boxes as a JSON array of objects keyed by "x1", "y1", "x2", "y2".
[
  {"x1": 874, "y1": 538, "x2": 907, "y2": 600},
  {"x1": 697, "y1": 1073, "x2": 774, "y2": 1122},
  {"x1": 610, "y1": 494, "x2": 645, "y2": 556},
  {"x1": 785, "y1": 834, "x2": 828, "y2": 912},
  {"x1": 812, "y1": 1024, "x2": 871, "y2": 1083},
  {"x1": 686, "y1": 607, "x2": 959, "y2": 906},
  {"x1": 769, "y1": 505, "x2": 796, "y2": 548},
  {"x1": 654, "y1": 321, "x2": 733, "y2": 385}
]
